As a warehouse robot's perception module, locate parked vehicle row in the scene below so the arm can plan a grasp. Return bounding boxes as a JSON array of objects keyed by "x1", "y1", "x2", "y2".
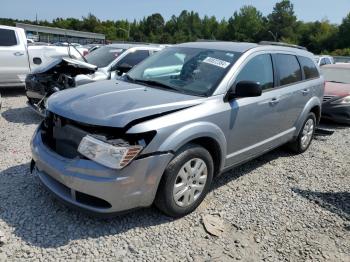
[
  {"x1": 314, "y1": 55, "x2": 335, "y2": 66},
  {"x1": 321, "y1": 64, "x2": 350, "y2": 124},
  {"x1": 30, "y1": 41, "x2": 325, "y2": 217},
  {"x1": 25, "y1": 43, "x2": 164, "y2": 115}
]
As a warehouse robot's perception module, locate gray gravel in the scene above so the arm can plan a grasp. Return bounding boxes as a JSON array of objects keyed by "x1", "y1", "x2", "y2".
[{"x1": 0, "y1": 89, "x2": 349, "y2": 261}]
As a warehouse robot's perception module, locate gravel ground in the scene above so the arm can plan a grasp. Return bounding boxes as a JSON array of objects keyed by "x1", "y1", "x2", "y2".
[{"x1": 0, "y1": 89, "x2": 349, "y2": 261}]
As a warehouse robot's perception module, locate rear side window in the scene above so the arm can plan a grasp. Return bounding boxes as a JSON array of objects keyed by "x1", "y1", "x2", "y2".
[
  {"x1": 119, "y1": 50, "x2": 150, "y2": 67},
  {"x1": 235, "y1": 54, "x2": 274, "y2": 90},
  {"x1": 275, "y1": 54, "x2": 302, "y2": 86},
  {"x1": 0, "y1": 29, "x2": 18, "y2": 46},
  {"x1": 298, "y1": 56, "x2": 319, "y2": 79}
]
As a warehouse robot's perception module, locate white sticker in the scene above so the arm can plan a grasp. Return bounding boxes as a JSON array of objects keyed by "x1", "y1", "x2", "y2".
[{"x1": 203, "y1": 57, "x2": 231, "y2": 68}]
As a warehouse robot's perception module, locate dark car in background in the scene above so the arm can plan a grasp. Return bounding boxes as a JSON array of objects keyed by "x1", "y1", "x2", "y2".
[{"x1": 321, "y1": 64, "x2": 350, "y2": 124}]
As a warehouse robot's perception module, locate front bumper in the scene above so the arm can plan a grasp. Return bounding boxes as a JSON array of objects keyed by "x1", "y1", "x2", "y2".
[
  {"x1": 31, "y1": 126, "x2": 173, "y2": 216},
  {"x1": 322, "y1": 104, "x2": 350, "y2": 124}
]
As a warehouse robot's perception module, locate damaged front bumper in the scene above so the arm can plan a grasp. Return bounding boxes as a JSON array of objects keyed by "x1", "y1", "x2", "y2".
[{"x1": 30, "y1": 124, "x2": 173, "y2": 217}]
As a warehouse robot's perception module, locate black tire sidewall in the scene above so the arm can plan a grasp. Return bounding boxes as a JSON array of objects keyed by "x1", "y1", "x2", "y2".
[
  {"x1": 155, "y1": 144, "x2": 214, "y2": 217},
  {"x1": 297, "y1": 112, "x2": 316, "y2": 153}
]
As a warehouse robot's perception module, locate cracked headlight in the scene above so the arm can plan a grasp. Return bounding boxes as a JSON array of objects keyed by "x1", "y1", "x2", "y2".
[{"x1": 78, "y1": 135, "x2": 143, "y2": 169}]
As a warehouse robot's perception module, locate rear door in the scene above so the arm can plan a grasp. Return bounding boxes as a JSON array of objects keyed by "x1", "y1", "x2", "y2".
[
  {"x1": 0, "y1": 28, "x2": 29, "y2": 86},
  {"x1": 272, "y1": 53, "x2": 313, "y2": 132}
]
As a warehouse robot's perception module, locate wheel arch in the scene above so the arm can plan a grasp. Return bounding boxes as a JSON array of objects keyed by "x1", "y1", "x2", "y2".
[
  {"x1": 294, "y1": 97, "x2": 321, "y2": 138},
  {"x1": 158, "y1": 122, "x2": 227, "y2": 174}
]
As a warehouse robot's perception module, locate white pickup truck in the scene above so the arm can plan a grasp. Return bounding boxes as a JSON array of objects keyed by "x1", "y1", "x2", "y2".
[
  {"x1": 0, "y1": 25, "x2": 86, "y2": 87},
  {"x1": 0, "y1": 25, "x2": 31, "y2": 87}
]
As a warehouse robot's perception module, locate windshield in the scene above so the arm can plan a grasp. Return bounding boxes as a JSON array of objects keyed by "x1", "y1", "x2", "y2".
[
  {"x1": 321, "y1": 67, "x2": 350, "y2": 84},
  {"x1": 126, "y1": 47, "x2": 241, "y2": 96},
  {"x1": 85, "y1": 46, "x2": 125, "y2": 68}
]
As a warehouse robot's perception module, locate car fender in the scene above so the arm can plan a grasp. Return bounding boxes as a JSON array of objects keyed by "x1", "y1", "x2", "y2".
[
  {"x1": 294, "y1": 97, "x2": 321, "y2": 138},
  {"x1": 158, "y1": 121, "x2": 227, "y2": 170}
]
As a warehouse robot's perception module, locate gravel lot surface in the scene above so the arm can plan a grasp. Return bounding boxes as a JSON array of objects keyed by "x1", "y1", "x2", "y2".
[{"x1": 0, "y1": 89, "x2": 349, "y2": 261}]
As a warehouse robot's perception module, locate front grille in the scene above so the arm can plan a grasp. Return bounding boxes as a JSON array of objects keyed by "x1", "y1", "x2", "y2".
[
  {"x1": 323, "y1": 95, "x2": 336, "y2": 103},
  {"x1": 42, "y1": 114, "x2": 90, "y2": 158},
  {"x1": 41, "y1": 113, "x2": 125, "y2": 159},
  {"x1": 25, "y1": 75, "x2": 45, "y2": 93}
]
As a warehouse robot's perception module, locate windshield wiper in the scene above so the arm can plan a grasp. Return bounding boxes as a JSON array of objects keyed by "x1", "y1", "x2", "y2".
[{"x1": 133, "y1": 79, "x2": 182, "y2": 92}]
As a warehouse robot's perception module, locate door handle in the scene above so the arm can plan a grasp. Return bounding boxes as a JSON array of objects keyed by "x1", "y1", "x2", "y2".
[
  {"x1": 269, "y1": 98, "x2": 280, "y2": 106},
  {"x1": 14, "y1": 52, "x2": 24, "y2": 56},
  {"x1": 302, "y1": 89, "x2": 310, "y2": 95}
]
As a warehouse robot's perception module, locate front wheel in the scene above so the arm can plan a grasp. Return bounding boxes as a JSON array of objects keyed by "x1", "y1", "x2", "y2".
[
  {"x1": 288, "y1": 112, "x2": 316, "y2": 154},
  {"x1": 155, "y1": 144, "x2": 214, "y2": 218}
]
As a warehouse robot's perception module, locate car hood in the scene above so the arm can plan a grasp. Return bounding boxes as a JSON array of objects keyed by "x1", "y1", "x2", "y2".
[
  {"x1": 31, "y1": 57, "x2": 97, "y2": 75},
  {"x1": 47, "y1": 80, "x2": 205, "y2": 128},
  {"x1": 325, "y1": 81, "x2": 350, "y2": 97}
]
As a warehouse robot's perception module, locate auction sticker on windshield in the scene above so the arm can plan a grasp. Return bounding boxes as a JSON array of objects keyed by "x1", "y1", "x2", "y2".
[{"x1": 203, "y1": 57, "x2": 231, "y2": 68}]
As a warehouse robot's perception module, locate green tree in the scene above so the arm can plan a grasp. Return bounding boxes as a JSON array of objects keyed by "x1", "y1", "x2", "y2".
[
  {"x1": 338, "y1": 12, "x2": 350, "y2": 48},
  {"x1": 227, "y1": 6, "x2": 265, "y2": 42},
  {"x1": 267, "y1": 0, "x2": 297, "y2": 43}
]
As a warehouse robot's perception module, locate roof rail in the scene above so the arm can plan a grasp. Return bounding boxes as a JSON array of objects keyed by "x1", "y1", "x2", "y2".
[{"x1": 259, "y1": 41, "x2": 307, "y2": 51}]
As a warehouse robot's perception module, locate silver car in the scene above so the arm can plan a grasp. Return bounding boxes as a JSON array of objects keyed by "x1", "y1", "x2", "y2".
[{"x1": 31, "y1": 41, "x2": 324, "y2": 217}]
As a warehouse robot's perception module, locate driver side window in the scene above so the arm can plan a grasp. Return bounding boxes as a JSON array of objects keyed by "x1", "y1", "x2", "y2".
[{"x1": 235, "y1": 54, "x2": 274, "y2": 90}]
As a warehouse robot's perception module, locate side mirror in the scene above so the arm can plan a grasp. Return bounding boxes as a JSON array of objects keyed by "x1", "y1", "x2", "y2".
[
  {"x1": 225, "y1": 81, "x2": 262, "y2": 101},
  {"x1": 113, "y1": 63, "x2": 133, "y2": 76}
]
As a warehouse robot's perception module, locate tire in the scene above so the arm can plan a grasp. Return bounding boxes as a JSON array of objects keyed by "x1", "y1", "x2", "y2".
[
  {"x1": 155, "y1": 144, "x2": 214, "y2": 218},
  {"x1": 287, "y1": 112, "x2": 316, "y2": 154}
]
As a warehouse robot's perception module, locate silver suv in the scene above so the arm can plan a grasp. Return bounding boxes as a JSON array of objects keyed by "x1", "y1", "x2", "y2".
[{"x1": 31, "y1": 41, "x2": 324, "y2": 217}]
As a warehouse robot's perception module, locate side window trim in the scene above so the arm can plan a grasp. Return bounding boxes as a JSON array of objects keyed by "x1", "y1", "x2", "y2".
[
  {"x1": 271, "y1": 54, "x2": 279, "y2": 89},
  {"x1": 297, "y1": 55, "x2": 320, "y2": 81},
  {"x1": 296, "y1": 56, "x2": 305, "y2": 81},
  {"x1": 262, "y1": 54, "x2": 276, "y2": 92}
]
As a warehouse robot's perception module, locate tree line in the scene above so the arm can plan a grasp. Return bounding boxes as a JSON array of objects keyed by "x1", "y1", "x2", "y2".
[{"x1": 1, "y1": 0, "x2": 350, "y2": 55}]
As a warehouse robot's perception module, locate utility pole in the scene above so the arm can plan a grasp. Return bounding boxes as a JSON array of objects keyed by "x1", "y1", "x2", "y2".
[
  {"x1": 268, "y1": 31, "x2": 278, "y2": 42},
  {"x1": 116, "y1": 23, "x2": 130, "y2": 42}
]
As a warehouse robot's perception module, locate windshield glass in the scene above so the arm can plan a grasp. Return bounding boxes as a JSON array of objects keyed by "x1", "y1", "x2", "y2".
[
  {"x1": 321, "y1": 67, "x2": 350, "y2": 84},
  {"x1": 126, "y1": 47, "x2": 241, "y2": 96},
  {"x1": 85, "y1": 46, "x2": 125, "y2": 68}
]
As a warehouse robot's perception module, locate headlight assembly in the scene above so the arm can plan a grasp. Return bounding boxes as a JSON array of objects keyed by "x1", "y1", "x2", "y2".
[
  {"x1": 332, "y1": 95, "x2": 350, "y2": 105},
  {"x1": 78, "y1": 135, "x2": 143, "y2": 169}
]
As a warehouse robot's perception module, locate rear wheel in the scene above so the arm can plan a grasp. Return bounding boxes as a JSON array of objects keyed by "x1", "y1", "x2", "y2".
[
  {"x1": 288, "y1": 112, "x2": 316, "y2": 153},
  {"x1": 155, "y1": 144, "x2": 214, "y2": 218}
]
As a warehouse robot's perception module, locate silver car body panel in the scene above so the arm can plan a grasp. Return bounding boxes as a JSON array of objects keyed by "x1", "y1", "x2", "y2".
[{"x1": 32, "y1": 42, "x2": 324, "y2": 215}]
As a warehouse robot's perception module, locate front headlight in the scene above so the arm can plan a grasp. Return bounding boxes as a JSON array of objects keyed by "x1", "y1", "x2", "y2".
[
  {"x1": 332, "y1": 95, "x2": 350, "y2": 104},
  {"x1": 78, "y1": 135, "x2": 143, "y2": 169}
]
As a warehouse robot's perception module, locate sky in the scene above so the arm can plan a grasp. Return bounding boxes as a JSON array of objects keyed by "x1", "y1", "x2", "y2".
[{"x1": 1, "y1": 0, "x2": 350, "y2": 24}]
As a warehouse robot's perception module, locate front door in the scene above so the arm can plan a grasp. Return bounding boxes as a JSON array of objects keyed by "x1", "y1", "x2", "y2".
[{"x1": 225, "y1": 53, "x2": 293, "y2": 167}]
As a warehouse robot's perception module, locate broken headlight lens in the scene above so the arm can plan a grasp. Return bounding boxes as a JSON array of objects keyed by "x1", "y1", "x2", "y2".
[{"x1": 78, "y1": 135, "x2": 143, "y2": 169}]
